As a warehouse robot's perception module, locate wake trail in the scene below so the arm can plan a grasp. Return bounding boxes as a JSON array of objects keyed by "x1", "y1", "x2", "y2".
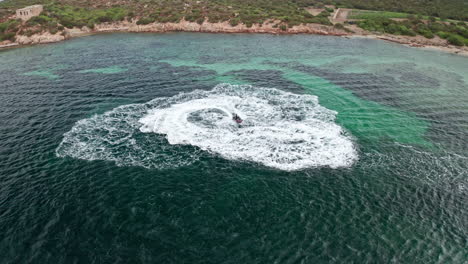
[{"x1": 57, "y1": 84, "x2": 358, "y2": 170}]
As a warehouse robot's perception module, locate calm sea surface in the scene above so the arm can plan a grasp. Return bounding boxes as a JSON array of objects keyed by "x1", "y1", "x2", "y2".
[{"x1": 0, "y1": 33, "x2": 467, "y2": 263}]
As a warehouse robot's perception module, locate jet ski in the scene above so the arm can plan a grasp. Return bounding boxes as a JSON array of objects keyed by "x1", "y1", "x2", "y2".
[{"x1": 232, "y1": 113, "x2": 243, "y2": 124}]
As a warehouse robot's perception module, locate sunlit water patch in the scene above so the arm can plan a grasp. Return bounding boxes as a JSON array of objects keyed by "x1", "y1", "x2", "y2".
[{"x1": 57, "y1": 84, "x2": 357, "y2": 170}]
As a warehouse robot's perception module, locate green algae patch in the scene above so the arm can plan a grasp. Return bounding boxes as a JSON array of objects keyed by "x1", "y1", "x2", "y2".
[
  {"x1": 23, "y1": 70, "x2": 60, "y2": 80},
  {"x1": 282, "y1": 71, "x2": 432, "y2": 147}
]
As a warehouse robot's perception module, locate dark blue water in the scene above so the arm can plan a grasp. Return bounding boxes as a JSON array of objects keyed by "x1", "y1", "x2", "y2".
[{"x1": 0, "y1": 33, "x2": 467, "y2": 263}]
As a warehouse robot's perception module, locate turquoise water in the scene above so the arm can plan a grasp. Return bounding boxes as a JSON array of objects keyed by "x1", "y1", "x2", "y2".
[{"x1": 0, "y1": 33, "x2": 467, "y2": 263}]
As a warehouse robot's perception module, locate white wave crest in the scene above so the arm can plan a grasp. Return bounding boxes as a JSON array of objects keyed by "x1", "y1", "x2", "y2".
[{"x1": 57, "y1": 84, "x2": 358, "y2": 170}]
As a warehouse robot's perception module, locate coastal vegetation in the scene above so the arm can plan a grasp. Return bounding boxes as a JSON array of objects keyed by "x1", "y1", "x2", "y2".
[
  {"x1": 295, "y1": 0, "x2": 468, "y2": 21},
  {"x1": 131, "y1": 0, "x2": 332, "y2": 28},
  {"x1": 349, "y1": 10, "x2": 413, "y2": 20},
  {"x1": 0, "y1": 4, "x2": 128, "y2": 37},
  {"x1": 355, "y1": 17, "x2": 468, "y2": 46},
  {"x1": 0, "y1": 18, "x2": 19, "y2": 41},
  {"x1": 0, "y1": 0, "x2": 468, "y2": 48},
  {"x1": 0, "y1": 0, "x2": 334, "y2": 41},
  {"x1": 0, "y1": 0, "x2": 332, "y2": 28},
  {"x1": 43, "y1": 5, "x2": 128, "y2": 29},
  {"x1": 2, "y1": 0, "x2": 467, "y2": 25}
]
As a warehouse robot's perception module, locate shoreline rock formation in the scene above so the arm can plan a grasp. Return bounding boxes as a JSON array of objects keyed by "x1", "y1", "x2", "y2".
[{"x1": 1, "y1": 20, "x2": 467, "y2": 56}]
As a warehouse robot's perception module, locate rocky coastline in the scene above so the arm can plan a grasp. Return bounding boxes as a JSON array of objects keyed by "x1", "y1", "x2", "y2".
[{"x1": 1, "y1": 19, "x2": 467, "y2": 56}]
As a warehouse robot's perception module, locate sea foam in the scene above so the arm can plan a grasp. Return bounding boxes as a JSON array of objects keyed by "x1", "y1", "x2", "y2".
[{"x1": 57, "y1": 84, "x2": 358, "y2": 170}]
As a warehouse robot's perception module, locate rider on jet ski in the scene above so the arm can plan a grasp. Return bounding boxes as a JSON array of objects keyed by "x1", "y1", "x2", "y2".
[{"x1": 232, "y1": 113, "x2": 243, "y2": 124}]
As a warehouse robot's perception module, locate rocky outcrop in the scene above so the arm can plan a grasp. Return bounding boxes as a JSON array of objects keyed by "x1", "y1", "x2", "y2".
[
  {"x1": 90, "y1": 19, "x2": 347, "y2": 35},
  {"x1": 2, "y1": 20, "x2": 347, "y2": 48},
  {"x1": 0, "y1": 41, "x2": 19, "y2": 49},
  {"x1": 14, "y1": 32, "x2": 65, "y2": 45}
]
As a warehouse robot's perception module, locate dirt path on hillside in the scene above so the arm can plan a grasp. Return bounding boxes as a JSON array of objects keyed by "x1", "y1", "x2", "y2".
[{"x1": 333, "y1": 9, "x2": 350, "y2": 22}]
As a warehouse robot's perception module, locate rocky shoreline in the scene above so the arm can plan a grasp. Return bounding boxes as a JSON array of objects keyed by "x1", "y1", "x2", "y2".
[{"x1": 1, "y1": 20, "x2": 467, "y2": 56}]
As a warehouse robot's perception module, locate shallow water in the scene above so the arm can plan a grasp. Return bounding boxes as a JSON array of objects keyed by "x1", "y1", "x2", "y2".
[{"x1": 0, "y1": 33, "x2": 467, "y2": 263}]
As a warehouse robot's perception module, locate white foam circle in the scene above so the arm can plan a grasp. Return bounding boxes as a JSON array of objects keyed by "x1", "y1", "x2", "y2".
[
  {"x1": 140, "y1": 84, "x2": 357, "y2": 170},
  {"x1": 57, "y1": 84, "x2": 358, "y2": 170}
]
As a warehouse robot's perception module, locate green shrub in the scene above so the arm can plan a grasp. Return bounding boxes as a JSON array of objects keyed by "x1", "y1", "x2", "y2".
[
  {"x1": 87, "y1": 19, "x2": 95, "y2": 29},
  {"x1": 456, "y1": 27, "x2": 468, "y2": 38},
  {"x1": 447, "y1": 34, "x2": 464, "y2": 46},
  {"x1": 0, "y1": 32, "x2": 15, "y2": 41},
  {"x1": 306, "y1": 16, "x2": 332, "y2": 25},
  {"x1": 208, "y1": 14, "x2": 222, "y2": 23},
  {"x1": 0, "y1": 23, "x2": 7, "y2": 33},
  {"x1": 185, "y1": 9, "x2": 204, "y2": 23},
  {"x1": 196, "y1": 18, "x2": 205, "y2": 25},
  {"x1": 27, "y1": 15, "x2": 51, "y2": 26},
  {"x1": 0, "y1": 19, "x2": 20, "y2": 33},
  {"x1": 279, "y1": 24, "x2": 287, "y2": 31},
  {"x1": 419, "y1": 30, "x2": 434, "y2": 38},
  {"x1": 437, "y1": 31, "x2": 450, "y2": 39},
  {"x1": 136, "y1": 17, "x2": 155, "y2": 25},
  {"x1": 46, "y1": 21, "x2": 59, "y2": 33},
  {"x1": 334, "y1": 23, "x2": 344, "y2": 29},
  {"x1": 428, "y1": 22, "x2": 445, "y2": 33},
  {"x1": 158, "y1": 13, "x2": 182, "y2": 23},
  {"x1": 96, "y1": 14, "x2": 112, "y2": 23},
  {"x1": 230, "y1": 18, "x2": 240, "y2": 26},
  {"x1": 287, "y1": 20, "x2": 301, "y2": 28},
  {"x1": 318, "y1": 11, "x2": 330, "y2": 17},
  {"x1": 23, "y1": 29, "x2": 41, "y2": 37},
  {"x1": 398, "y1": 25, "x2": 416, "y2": 36},
  {"x1": 58, "y1": 16, "x2": 79, "y2": 29}
]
